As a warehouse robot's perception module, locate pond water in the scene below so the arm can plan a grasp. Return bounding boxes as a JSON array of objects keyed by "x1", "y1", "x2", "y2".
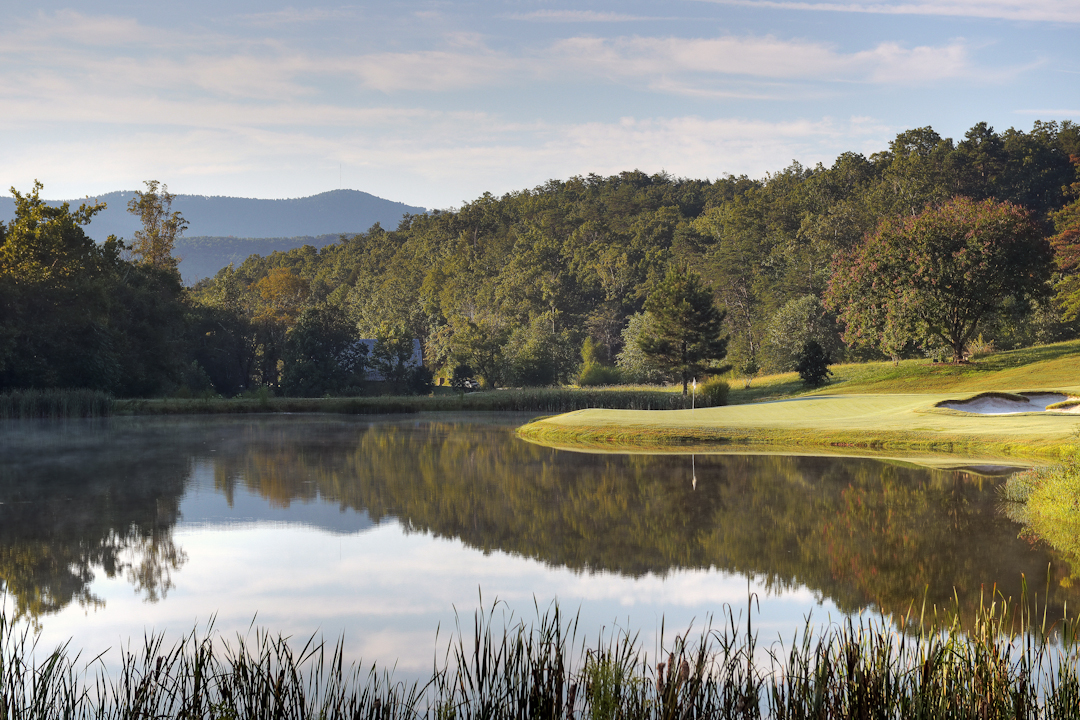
[{"x1": 1, "y1": 414, "x2": 1075, "y2": 675}]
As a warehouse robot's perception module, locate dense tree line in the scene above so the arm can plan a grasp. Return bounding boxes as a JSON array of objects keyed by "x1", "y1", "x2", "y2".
[{"x1": 3, "y1": 121, "x2": 1079, "y2": 396}]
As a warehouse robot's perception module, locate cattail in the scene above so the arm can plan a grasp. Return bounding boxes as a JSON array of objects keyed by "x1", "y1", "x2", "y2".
[
  {"x1": 679, "y1": 658, "x2": 690, "y2": 684},
  {"x1": 656, "y1": 662, "x2": 666, "y2": 694},
  {"x1": 567, "y1": 682, "x2": 578, "y2": 719}
]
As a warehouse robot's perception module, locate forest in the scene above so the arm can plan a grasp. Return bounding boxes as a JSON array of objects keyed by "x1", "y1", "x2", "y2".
[{"x1": 2, "y1": 121, "x2": 1079, "y2": 398}]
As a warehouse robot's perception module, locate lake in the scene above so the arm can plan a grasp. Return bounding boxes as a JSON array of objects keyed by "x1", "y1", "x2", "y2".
[{"x1": 1, "y1": 414, "x2": 1074, "y2": 676}]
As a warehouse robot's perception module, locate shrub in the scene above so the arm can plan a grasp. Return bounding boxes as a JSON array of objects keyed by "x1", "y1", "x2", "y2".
[
  {"x1": 578, "y1": 363, "x2": 622, "y2": 387},
  {"x1": 795, "y1": 341, "x2": 833, "y2": 387},
  {"x1": 698, "y1": 377, "x2": 730, "y2": 407},
  {"x1": 450, "y1": 364, "x2": 477, "y2": 391}
]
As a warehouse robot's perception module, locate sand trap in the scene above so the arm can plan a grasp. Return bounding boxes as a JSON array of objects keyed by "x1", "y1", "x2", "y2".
[{"x1": 940, "y1": 392, "x2": 1072, "y2": 415}]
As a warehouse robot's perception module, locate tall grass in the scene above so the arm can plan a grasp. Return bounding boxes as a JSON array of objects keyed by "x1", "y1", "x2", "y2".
[
  {"x1": 117, "y1": 388, "x2": 695, "y2": 416},
  {"x1": 3, "y1": 591, "x2": 1079, "y2": 719},
  {"x1": 0, "y1": 389, "x2": 113, "y2": 419}
]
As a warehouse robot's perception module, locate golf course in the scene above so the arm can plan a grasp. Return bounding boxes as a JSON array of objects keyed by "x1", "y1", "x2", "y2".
[{"x1": 518, "y1": 339, "x2": 1080, "y2": 460}]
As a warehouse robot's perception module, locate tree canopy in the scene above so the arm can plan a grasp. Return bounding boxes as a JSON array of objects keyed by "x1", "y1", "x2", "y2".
[
  {"x1": 4, "y1": 120, "x2": 1080, "y2": 397},
  {"x1": 826, "y1": 197, "x2": 1054, "y2": 362}
]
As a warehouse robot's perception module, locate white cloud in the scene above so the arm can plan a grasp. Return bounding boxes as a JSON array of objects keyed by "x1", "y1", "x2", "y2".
[
  {"x1": 551, "y1": 34, "x2": 986, "y2": 87},
  {"x1": 694, "y1": 0, "x2": 1080, "y2": 23},
  {"x1": 1, "y1": 111, "x2": 893, "y2": 206}
]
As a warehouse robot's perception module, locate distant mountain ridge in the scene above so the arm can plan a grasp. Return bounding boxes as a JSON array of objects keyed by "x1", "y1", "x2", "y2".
[
  {"x1": 0, "y1": 188, "x2": 426, "y2": 239},
  {"x1": 0, "y1": 189, "x2": 427, "y2": 282},
  {"x1": 177, "y1": 234, "x2": 346, "y2": 283}
]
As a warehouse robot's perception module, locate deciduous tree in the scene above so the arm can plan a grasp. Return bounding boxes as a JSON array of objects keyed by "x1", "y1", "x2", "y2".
[
  {"x1": 127, "y1": 180, "x2": 187, "y2": 269},
  {"x1": 827, "y1": 197, "x2": 1053, "y2": 362}
]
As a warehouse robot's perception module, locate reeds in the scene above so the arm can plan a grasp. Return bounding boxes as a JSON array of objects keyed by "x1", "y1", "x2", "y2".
[
  {"x1": 116, "y1": 388, "x2": 694, "y2": 416},
  {"x1": 2, "y1": 592, "x2": 1078, "y2": 719},
  {"x1": 0, "y1": 389, "x2": 113, "y2": 419}
]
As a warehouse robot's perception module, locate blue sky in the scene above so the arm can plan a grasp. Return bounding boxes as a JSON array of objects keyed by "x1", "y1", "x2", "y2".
[{"x1": 2, "y1": 0, "x2": 1078, "y2": 209}]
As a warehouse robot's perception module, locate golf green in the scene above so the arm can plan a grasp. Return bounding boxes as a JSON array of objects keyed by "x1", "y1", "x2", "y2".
[{"x1": 518, "y1": 387, "x2": 1080, "y2": 459}]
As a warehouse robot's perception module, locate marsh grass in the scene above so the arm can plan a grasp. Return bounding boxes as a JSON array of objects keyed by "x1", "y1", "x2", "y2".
[
  {"x1": 0, "y1": 389, "x2": 113, "y2": 419},
  {"x1": 116, "y1": 389, "x2": 695, "y2": 416},
  {"x1": 1001, "y1": 457, "x2": 1080, "y2": 588},
  {"x1": 3, "y1": 591, "x2": 1080, "y2": 719}
]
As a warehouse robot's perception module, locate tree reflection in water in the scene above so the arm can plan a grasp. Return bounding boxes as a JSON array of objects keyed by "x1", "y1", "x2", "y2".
[{"x1": 2, "y1": 416, "x2": 1076, "y2": 625}]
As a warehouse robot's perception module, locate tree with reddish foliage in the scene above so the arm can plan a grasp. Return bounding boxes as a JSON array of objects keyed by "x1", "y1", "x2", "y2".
[
  {"x1": 826, "y1": 197, "x2": 1053, "y2": 363},
  {"x1": 1050, "y1": 157, "x2": 1080, "y2": 320}
]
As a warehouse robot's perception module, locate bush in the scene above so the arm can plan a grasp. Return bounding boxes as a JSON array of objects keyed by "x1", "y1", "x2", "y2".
[
  {"x1": 405, "y1": 365, "x2": 434, "y2": 395},
  {"x1": 795, "y1": 341, "x2": 833, "y2": 387},
  {"x1": 699, "y1": 377, "x2": 730, "y2": 407},
  {"x1": 578, "y1": 362, "x2": 622, "y2": 386}
]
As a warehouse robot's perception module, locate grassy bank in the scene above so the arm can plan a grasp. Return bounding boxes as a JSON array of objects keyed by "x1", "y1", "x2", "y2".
[
  {"x1": 518, "y1": 391, "x2": 1080, "y2": 459},
  {"x1": 3, "y1": 595, "x2": 1078, "y2": 719},
  {"x1": 114, "y1": 388, "x2": 697, "y2": 416},
  {"x1": 1002, "y1": 457, "x2": 1080, "y2": 587},
  {"x1": 519, "y1": 340, "x2": 1080, "y2": 458},
  {"x1": 720, "y1": 339, "x2": 1080, "y2": 404},
  {"x1": 0, "y1": 389, "x2": 114, "y2": 419}
]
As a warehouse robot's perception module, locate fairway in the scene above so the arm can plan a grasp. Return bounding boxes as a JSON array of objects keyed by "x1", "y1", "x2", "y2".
[{"x1": 518, "y1": 387, "x2": 1080, "y2": 458}]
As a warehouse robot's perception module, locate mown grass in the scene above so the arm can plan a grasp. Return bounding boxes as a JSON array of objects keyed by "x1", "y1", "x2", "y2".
[
  {"x1": 0, "y1": 389, "x2": 114, "y2": 419},
  {"x1": 732, "y1": 339, "x2": 1080, "y2": 401},
  {"x1": 2, "y1": 593, "x2": 1079, "y2": 719},
  {"x1": 518, "y1": 391, "x2": 1080, "y2": 460}
]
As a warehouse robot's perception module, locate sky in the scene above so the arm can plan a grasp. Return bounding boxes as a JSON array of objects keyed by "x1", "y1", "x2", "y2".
[{"x1": 1, "y1": 0, "x2": 1078, "y2": 210}]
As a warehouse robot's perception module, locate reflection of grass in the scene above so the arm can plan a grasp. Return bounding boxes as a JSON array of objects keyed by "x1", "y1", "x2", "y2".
[
  {"x1": 3, "y1": 595, "x2": 1079, "y2": 718},
  {"x1": 1002, "y1": 456, "x2": 1080, "y2": 588}
]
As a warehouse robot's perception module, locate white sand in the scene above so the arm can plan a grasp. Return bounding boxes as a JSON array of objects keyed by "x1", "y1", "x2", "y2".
[{"x1": 940, "y1": 393, "x2": 1070, "y2": 415}]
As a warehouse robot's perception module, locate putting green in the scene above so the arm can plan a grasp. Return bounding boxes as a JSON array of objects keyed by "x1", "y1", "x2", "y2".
[{"x1": 518, "y1": 387, "x2": 1080, "y2": 459}]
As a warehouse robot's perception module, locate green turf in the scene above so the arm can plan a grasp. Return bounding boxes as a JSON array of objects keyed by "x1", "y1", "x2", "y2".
[
  {"x1": 521, "y1": 363, "x2": 1080, "y2": 458},
  {"x1": 722, "y1": 339, "x2": 1080, "y2": 403}
]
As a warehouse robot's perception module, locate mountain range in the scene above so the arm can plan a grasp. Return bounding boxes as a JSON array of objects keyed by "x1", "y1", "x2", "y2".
[{"x1": 0, "y1": 189, "x2": 428, "y2": 283}]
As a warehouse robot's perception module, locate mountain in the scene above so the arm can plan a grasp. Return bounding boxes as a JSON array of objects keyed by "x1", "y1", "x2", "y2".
[
  {"x1": 176, "y1": 234, "x2": 346, "y2": 283},
  {"x1": 0, "y1": 189, "x2": 428, "y2": 282}
]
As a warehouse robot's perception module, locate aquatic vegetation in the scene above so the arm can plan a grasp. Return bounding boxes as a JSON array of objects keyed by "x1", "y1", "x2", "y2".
[
  {"x1": 2, "y1": 595, "x2": 1078, "y2": 719},
  {"x1": 1002, "y1": 454, "x2": 1080, "y2": 588},
  {"x1": 0, "y1": 389, "x2": 113, "y2": 419}
]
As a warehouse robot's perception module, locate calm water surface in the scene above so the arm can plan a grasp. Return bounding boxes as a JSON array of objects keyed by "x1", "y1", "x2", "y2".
[{"x1": 1, "y1": 414, "x2": 1075, "y2": 674}]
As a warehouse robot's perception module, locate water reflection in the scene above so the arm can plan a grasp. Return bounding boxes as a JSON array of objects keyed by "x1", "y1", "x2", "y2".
[{"x1": 1, "y1": 415, "x2": 1076, "y2": 627}]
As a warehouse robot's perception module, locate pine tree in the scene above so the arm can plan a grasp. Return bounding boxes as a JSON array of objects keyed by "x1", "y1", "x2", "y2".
[{"x1": 639, "y1": 267, "x2": 728, "y2": 395}]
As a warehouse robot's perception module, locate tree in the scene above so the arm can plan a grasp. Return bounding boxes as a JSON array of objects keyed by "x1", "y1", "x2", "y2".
[
  {"x1": 1050, "y1": 159, "x2": 1080, "y2": 320},
  {"x1": 127, "y1": 180, "x2": 188, "y2": 269},
  {"x1": 795, "y1": 340, "x2": 833, "y2": 387},
  {"x1": 766, "y1": 294, "x2": 843, "y2": 371},
  {"x1": 827, "y1": 197, "x2": 1053, "y2": 363},
  {"x1": 639, "y1": 267, "x2": 728, "y2": 395},
  {"x1": 281, "y1": 304, "x2": 367, "y2": 397}
]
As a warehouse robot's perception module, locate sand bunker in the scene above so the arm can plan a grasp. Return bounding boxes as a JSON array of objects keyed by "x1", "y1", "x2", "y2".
[{"x1": 939, "y1": 392, "x2": 1079, "y2": 415}]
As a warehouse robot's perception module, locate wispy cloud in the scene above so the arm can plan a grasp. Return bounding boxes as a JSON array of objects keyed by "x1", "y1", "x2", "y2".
[
  {"x1": 508, "y1": 10, "x2": 654, "y2": 22},
  {"x1": 551, "y1": 34, "x2": 992, "y2": 87},
  {"x1": 694, "y1": 0, "x2": 1080, "y2": 23}
]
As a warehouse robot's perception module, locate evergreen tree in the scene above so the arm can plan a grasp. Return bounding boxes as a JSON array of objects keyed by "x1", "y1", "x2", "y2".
[
  {"x1": 639, "y1": 267, "x2": 728, "y2": 395},
  {"x1": 795, "y1": 340, "x2": 833, "y2": 387}
]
